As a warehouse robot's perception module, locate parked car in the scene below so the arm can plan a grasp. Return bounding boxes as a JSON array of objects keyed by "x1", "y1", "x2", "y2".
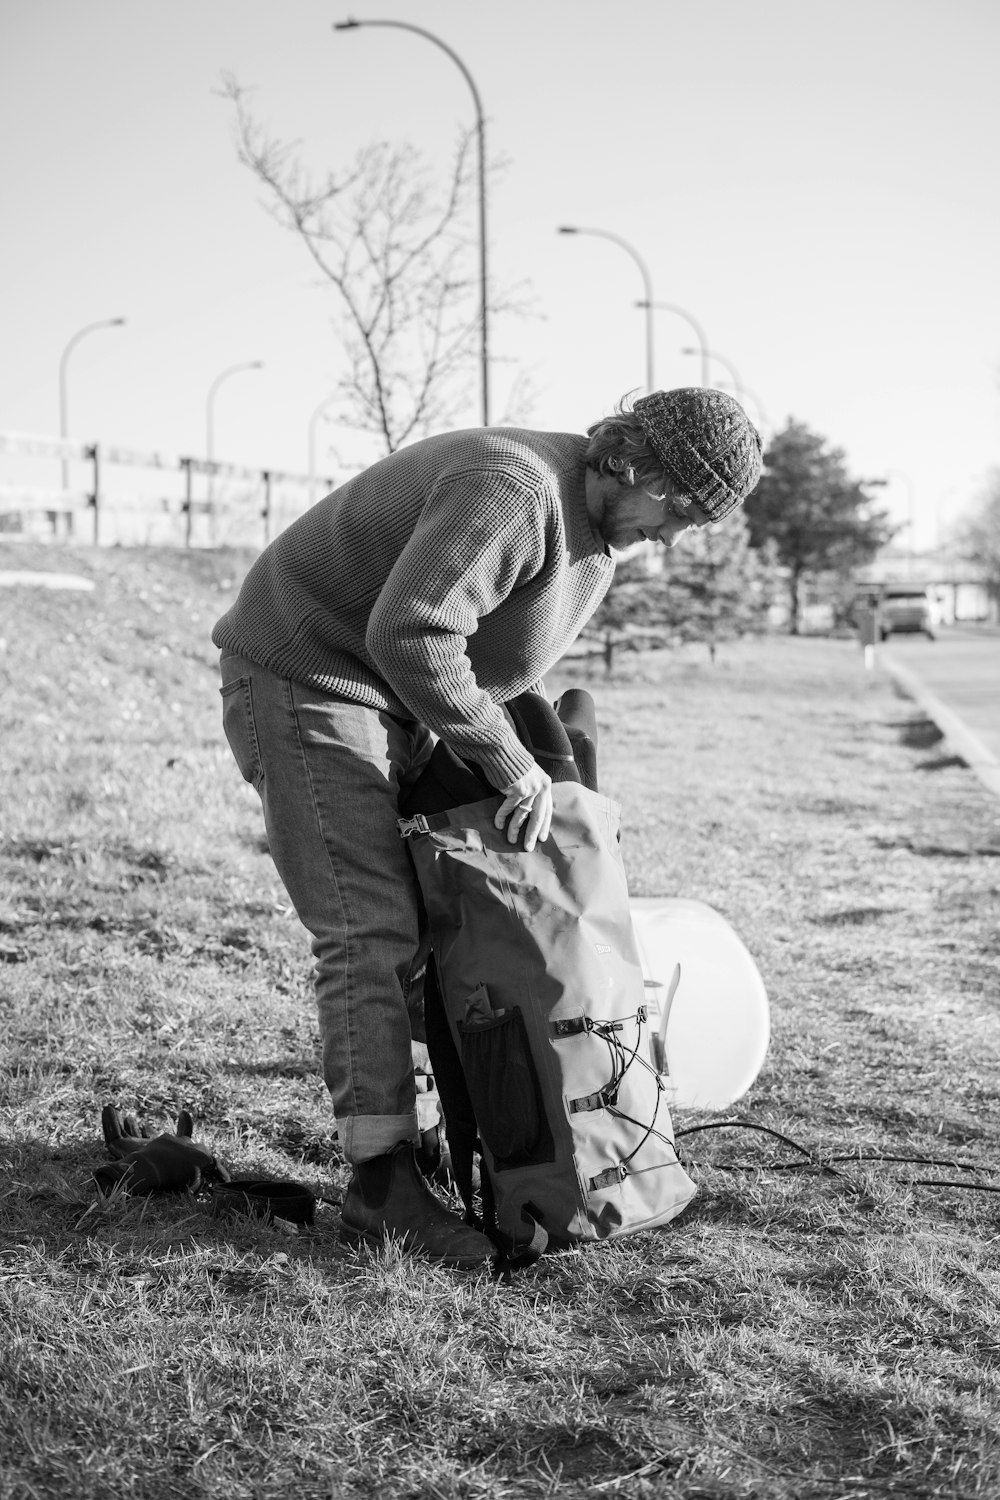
[{"x1": 879, "y1": 586, "x2": 940, "y2": 640}]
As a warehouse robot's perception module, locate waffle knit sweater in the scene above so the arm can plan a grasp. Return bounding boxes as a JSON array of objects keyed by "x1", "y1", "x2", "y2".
[{"x1": 212, "y1": 427, "x2": 615, "y2": 788}]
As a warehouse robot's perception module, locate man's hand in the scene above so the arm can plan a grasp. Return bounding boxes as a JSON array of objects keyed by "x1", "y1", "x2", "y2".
[{"x1": 494, "y1": 764, "x2": 553, "y2": 851}]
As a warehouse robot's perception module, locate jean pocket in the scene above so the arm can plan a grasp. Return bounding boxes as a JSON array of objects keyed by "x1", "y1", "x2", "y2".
[
  {"x1": 458, "y1": 1006, "x2": 554, "y2": 1171},
  {"x1": 221, "y1": 676, "x2": 263, "y2": 788}
]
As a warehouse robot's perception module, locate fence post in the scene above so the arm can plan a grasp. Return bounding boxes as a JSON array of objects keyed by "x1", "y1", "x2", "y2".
[
  {"x1": 262, "y1": 469, "x2": 272, "y2": 546},
  {"x1": 87, "y1": 443, "x2": 101, "y2": 545},
  {"x1": 181, "y1": 458, "x2": 193, "y2": 547}
]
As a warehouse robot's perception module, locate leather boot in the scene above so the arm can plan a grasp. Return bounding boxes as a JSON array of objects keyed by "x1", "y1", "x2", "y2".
[{"x1": 340, "y1": 1142, "x2": 493, "y2": 1269}]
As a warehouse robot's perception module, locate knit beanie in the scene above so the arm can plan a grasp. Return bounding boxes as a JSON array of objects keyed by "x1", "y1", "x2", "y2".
[{"x1": 633, "y1": 388, "x2": 763, "y2": 521}]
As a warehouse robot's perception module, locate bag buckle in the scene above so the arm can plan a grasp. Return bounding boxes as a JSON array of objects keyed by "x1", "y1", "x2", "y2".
[{"x1": 397, "y1": 815, "x2": 431, "y2": 838}]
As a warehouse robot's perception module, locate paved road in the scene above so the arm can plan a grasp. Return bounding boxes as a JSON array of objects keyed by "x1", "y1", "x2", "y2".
[{"x1": 880, "y1": 626, "x2": 1000, "y2": 798}]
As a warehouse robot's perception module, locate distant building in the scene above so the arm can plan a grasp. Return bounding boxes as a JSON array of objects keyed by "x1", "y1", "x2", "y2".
[{"x1": 855, "y1": 542, "x2": 996, "y2": 624}]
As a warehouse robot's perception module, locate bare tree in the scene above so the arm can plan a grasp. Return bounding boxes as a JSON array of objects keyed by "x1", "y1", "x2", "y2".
[{"x1": 223, "y1": 74, "x2": 485, "y2": 455}]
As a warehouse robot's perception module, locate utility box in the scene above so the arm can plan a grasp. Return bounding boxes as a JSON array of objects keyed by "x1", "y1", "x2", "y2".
[{"x1": 856, "y1": 597, "x2": 880, "y2": 649}]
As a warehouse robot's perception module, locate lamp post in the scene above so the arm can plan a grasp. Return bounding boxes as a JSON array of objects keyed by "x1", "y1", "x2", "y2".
[
  {"x1": 679, "y1": 343, "x2": 769, "y2": 440},
  {"x1": 682, "y1": 345, "x2": 744, "y2": 405},
  {"x1": 738, "y1": 386, "x2": 770, "y2": 442},
  {"x1": 308, "y1": 394, "x2": 339, "y2": 506},
  {"x1": 205, "y1": 360, "x2": 263, "y2": 505},
  {"x1": 637, "y1": 301, "x2": 709, "y2": 387},
  {"x1": 203, "y1": 360, "x2": 262, "y2": 525},
  {"x1": 876, "y1": 469, "x2": 917, "y2": 576},
  {"x1": 558, "y1": 226, "x2": 655, "y2": 393},
  {"x1": 58, "y1": 317, "x2": 127, "y2": 491},
  {"x1": 334, "y1": 17, "x2": 490, "y2": 427},
  {"x1": 934, "y1": 484, "x2": 960, "y2": 553}
]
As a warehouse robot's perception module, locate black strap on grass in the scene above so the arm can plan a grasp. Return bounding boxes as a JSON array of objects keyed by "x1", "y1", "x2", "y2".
[{"x1": 210, "y1": 1179, "x2": 326, "y2": 1226}]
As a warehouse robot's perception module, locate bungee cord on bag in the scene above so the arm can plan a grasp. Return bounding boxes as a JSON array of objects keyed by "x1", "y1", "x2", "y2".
[{"x1": 582, "y1": 1008, "x2": 682, "y2": 1179}]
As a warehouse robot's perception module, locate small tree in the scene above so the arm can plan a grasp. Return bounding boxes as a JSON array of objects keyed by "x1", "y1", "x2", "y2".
[
  {"x1": 582, "y1": 512, "x2": 776, "y2": 669},
  {"x1": 223, "y1": 75, "x2": 485, "y2": 456},
  {"x1": 744, "y1": 420, "x2": 894, "y2": 633},
  {"x1": 582, "y1": 559, "x2": 651, "y2": 675},
  {"x1": 655, "y1": 512, "x2": 777, "y2": 661}
]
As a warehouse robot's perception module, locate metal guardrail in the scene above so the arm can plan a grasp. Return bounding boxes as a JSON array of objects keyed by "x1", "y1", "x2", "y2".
[{"x1": 0, "y1": 431, "x2": 335, "y2": 547}]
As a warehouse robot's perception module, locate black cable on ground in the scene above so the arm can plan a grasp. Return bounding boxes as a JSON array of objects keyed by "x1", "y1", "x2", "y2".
[
  {"x1": 908, "y1": 1178, "x2": 1000, "y2": 1195},
  {"x1": 674, "y1": 1119, "x2": 1000, "y2": 1198},
  {"x1": 675, "y1": 1118, "x2": 851, "y2": 1181},
  {"x1": 760, "y1": 1152, "x2": 992, "y2": 1174}
]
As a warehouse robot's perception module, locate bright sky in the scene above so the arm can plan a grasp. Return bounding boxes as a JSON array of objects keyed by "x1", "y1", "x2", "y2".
[{"x1": 3, "y1": 0, "x2": 998, "y2": 549}]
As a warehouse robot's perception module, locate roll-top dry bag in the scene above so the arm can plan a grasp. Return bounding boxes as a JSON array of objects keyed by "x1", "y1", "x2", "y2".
[{"x1": 399, "y1": 777, "x2": 697, "y2": 1260}]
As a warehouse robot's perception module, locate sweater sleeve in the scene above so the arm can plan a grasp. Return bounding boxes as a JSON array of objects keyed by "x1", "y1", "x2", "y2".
[{"x1": 365, "y1": 468, "x2": 547, "y2": 788}]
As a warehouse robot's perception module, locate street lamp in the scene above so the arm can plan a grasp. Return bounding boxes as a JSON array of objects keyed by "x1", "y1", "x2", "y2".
[
  {"x1": 334, "y1": 17, "x2": 490, "y2": 428},
  {"x1": 58, "y1": 317, "x2": 127, "y2": 491},
  {"x1": 558, "y1": 227, "x2": 655, "y2": 393},
  {"x1": 679, "y1": 344, "x2": 769, "y2": 439},
  {"x1": 205, "y1": 360, "x2": 263, "y2": 503},
  {"x1": 637, "y1": 301, "x2": 709, "y2": 387},
  {"x1": 308, "y1": 394, "x2": 339, "y2": 506},
  {"x1": 682, "y1": 345, "x2": 744, "y2": 404},
  {"x1": 870, "y1": 469, "x2": 917, "y2": 575},
  {"x1": 737, "y1": 386, "x2": 770, "y2": 441}
]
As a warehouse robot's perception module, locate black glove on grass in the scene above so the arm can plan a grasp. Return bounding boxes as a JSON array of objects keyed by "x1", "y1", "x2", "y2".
[{"x1": 95, "y1": 1105, "x2": 230, "y2": 1195}]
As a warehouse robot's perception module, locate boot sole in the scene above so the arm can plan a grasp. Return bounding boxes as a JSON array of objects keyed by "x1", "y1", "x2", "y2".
[{"x1": 340, "y1": 1218, "x2": 492, "y2": 1270}]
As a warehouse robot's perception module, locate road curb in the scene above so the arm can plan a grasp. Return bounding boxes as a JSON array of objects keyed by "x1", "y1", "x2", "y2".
[{"x1": 880, "y1": 652, "x2": 1000, "y2": 801}]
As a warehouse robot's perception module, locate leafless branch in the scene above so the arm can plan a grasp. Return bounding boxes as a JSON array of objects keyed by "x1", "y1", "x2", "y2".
[{"x1": 222, "y1": 73, "x2": 486, "y2": 454}]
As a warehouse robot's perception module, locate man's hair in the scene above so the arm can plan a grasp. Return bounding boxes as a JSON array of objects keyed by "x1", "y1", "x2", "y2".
[{"x1": 584, "y1": 397, "x2": 669, "y2": 499}]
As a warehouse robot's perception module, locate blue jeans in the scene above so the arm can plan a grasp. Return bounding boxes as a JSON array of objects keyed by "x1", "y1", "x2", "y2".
[{"x1": 219, "y1": 652, "x2": 434, "y2": 1164}]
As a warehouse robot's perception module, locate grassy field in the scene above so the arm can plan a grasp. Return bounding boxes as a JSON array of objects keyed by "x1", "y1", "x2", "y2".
[{"x1": 2, "y1": 539, "x2": 999, "y2": 1500}]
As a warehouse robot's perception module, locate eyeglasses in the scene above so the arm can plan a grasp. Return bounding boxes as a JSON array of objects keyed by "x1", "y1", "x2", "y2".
[{"x1": 662, "y1": 494, "x2": 695, "y2": 523}]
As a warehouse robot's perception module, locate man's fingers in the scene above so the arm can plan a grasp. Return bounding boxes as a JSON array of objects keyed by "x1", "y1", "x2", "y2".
[
  {"x1": 495, "y1": 767, "x2": 554, "y2": 849},
  {"x1": 495, "y1": 795, "x2": 527, "y2": 831},
  {"x1": 494, "y1": 795, "x2": 524, "y2": 831},
  {"x1": 502, "y1": 801, "x2": 532, "y2": 843},
  {"x1": 523, "y1": 793, "x2": 553, "y2": 852},
  {"x1": 499, "y1": 795, "x2": 553, "y2": 850},
  {"x1": 523, "y1": 809, "x2": 543, "y2": 851}
]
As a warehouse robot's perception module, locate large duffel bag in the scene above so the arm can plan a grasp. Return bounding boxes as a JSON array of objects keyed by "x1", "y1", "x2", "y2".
[{"x1": 398, "y1": 692, "x2": 696, "y2": 1261}]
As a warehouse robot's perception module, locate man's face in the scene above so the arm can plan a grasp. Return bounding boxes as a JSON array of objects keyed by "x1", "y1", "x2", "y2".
[{"x1": 597, "y1": 479, "x2": 715, "y2": 552}]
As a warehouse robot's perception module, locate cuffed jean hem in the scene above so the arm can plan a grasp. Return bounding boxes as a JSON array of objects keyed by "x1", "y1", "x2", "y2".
[{"x1": 340, "y1": 1112, "x2": 421, "y2": 1165}]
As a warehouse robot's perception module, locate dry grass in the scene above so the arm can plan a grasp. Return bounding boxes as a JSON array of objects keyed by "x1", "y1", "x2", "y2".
[{"x1": 2, "y1": 540, "x2": 999, "y2": 1500}]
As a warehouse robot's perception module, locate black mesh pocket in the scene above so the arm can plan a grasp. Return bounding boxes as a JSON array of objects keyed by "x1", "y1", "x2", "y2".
[{"x1": 458, "y1": 1007, "x2": 554, "y2": 1171}]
